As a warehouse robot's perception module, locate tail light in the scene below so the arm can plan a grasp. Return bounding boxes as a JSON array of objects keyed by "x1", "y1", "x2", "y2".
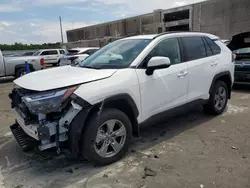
[{"x1": 40, "y1": 58, "x2": 45, "y2": 67}]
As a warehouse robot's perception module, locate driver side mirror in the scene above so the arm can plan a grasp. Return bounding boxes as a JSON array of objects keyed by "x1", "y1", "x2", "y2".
[{"x1": 145, "y1": 56, "x2": 171, "y2": 75}]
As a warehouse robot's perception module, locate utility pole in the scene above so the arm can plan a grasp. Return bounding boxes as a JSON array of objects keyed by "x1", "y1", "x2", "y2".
[{"x1": 59, "y1": 16, "x2": 64, "y2": 43}]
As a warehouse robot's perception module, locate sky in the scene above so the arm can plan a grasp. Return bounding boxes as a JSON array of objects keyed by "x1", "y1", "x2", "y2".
[{"x1": 0, "y1": 0, "x2": 205, "y2": 44}]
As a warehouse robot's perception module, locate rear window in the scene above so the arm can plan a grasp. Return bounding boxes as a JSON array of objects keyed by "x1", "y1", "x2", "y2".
[
  {"x1": 182, "y1": 36, "x2": 207, "y2": 61},
  {"x1": 233, "y1": 48, "x2": 250, "y2": 61},
  {"x1": 233, "y1": 48, "x2": 250, "y2": 54},
  {"x1": 204, "y1": 37, "x2": 221, "y2": 55}
]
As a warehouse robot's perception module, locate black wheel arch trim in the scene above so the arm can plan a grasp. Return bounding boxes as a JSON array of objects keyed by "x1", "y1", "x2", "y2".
[
  {"x1": 209, "y1": 71, "x2": 232, "y2": 99},
  {"x1": 68, "y1": 93, "x2": 140, "y2": 158},
  {"x1": 102, "y1": 93, "x2": 139, "y2": 118}
]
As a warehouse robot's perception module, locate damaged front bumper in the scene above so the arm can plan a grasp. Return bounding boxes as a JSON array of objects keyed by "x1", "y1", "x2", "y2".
[{"x1": 9, "y1": 88, "x2": 89, "y2": 153}]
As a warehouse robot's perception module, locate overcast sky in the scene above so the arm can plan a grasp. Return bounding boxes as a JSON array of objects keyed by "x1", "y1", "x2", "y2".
[{"x1": 0, "y1": 0, "x2": 205, "y2": 44}]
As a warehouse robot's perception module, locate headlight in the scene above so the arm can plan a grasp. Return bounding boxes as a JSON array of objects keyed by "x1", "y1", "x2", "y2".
[{"x1": 22, "y1": 87, "x2": 77, "y2": 114}]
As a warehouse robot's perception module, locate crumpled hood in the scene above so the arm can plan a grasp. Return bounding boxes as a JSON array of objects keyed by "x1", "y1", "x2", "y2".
[{"x1": 14, "y1": 66, "x2": 117, "y2": 91}]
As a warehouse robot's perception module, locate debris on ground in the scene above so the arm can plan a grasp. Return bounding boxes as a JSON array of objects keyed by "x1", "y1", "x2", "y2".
[
  {"x1": 103, "y1": 173, "x2": 108, "y2": 178},
  {"x1": 200, "y1": 184, "x2": 204, "y2": 188},
  {"x1": 221, "y1": 120, "x2": 226, "y2": 124},
  {"x1": 142, "y1": 167, "x2": 157, "y2": 179},
  {"x1": 211, "y1": 130, "x2": 216, "y2": 133},
  {"x1": 231, "y1": 146, "x2": 239, "y2": 150},
  {"x1": 153, "y1": 155, "x2": 159, "y2": 159}
]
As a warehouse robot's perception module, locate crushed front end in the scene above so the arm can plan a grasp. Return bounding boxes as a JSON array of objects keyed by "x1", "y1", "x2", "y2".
[{"x1": 9, "y1": 87, "x2": 87, "y2": 154}]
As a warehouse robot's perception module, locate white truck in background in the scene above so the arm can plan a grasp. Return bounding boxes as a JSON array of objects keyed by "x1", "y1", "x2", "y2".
[{"x1": 0, "y1": 50, "x2": 44, "y2": 78}]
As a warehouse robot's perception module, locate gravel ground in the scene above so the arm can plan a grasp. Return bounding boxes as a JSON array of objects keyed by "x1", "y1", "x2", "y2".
[{"x1": 0, "y1": 78, "x2": 249, "y2": 188}]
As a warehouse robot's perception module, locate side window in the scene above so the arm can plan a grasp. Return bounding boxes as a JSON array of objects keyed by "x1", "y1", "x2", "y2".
[
  {"x1": 204, "y1": 37, "x2": 221, "y2": 55},
  {"x1": 203, "y1": 37, "x2": 213, "y2": 56},
  {"x1": 142, "y1": 38, "x2": 181, "y2": 67},
  {"x1": 59, "y1": 50, "x2": 65, "y2": 54},
  {"x1": 40, "y1": 51, "x2": 49, "y2": 56},
  {"x1": 182, "y1": 36, "x2": 206, "y2": 61},
  {"x1": 48, "y1": 50, "x2": 58, "y2": 55}
]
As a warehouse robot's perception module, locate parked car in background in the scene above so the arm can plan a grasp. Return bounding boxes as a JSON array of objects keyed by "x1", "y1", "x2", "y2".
[
  {"x1": 10, "y1": 32, "x2": 234, "y2": 166},
  {"x1": 0, "y1": 50, "x2": 44, "y2": 78},
  {"x1": 60, "y1": 47, "x2": 99, "y2": 66},
  {"x1": 21, "y1": 51, "x2": 35, "y2": 56},
  {"x1": 32, "y1": 49, "x2": 66, "y2": 66},
  {"x1": 227, "y1": 32, "x2": 250, "y2": 83},
  {"x1": 221, "y1": 40, "x2": 230, "y2": 45}
]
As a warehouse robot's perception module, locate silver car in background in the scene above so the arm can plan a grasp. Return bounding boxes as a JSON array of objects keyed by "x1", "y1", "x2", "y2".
[{"x1": 60, "y1": 47, "x2": 99, "y2": 66}]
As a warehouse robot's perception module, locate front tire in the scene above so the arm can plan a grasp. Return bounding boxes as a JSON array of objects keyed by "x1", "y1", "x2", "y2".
[
  {"x1": 203, "y1": 80, "x2": 228, "y2": 115},
  {"x1": 81, "y1": 108, "x2": 132, "y2": 166}
]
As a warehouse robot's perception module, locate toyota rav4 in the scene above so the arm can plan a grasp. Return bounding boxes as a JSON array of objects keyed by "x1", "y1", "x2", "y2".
[{"x1": 9, "y1": 32, "x2": 234, "y2": 166}]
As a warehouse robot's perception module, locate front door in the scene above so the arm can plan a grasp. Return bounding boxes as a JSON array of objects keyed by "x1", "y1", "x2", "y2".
[{"x1": 135, "y1": 37, "x2": 189, "y2": 121}]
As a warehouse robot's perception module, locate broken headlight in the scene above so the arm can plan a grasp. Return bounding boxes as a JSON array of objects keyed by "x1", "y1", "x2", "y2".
[{"x1": 22, "y1": 87, "x2": 77, "y2": 114}]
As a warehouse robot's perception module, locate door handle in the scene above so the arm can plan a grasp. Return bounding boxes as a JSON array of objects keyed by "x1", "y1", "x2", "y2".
[{"x1": 177, "y1": 71, "x2": 188, "y2": 78}]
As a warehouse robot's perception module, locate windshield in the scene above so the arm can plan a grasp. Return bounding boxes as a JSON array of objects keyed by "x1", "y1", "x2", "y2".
[
  {"x1": 78, "y1": 39, "x2": 152, "y2": 69},
  {"x1": 32, "y1": 50, "x2": 41, "y2": 56}
]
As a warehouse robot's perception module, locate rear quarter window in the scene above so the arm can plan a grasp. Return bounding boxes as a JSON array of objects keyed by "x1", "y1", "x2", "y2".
[{"x1": 204, "y1": 37, "x2": 221, "y2": 55}]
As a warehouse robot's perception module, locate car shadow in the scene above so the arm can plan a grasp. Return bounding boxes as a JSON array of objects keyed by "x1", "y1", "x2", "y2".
[{"x1": 0, "y1": 105, "x2": 216, "y2": 188}]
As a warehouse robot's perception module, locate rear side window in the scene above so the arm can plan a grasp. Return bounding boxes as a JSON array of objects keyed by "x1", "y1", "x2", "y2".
[
  {"x1": 182, "y1": 36, "x2": 206, "y2": 61},
  {"x1": 40, "y1": 51, "x2": 49, "y2": 56},
  {"x1": 204, "y1": 37, "x2": 221, "y2": 55},
  {"x1": 59, "y1": 50, "x2": 65, "y2": 54},
  {"x1": 48, "y1": 50, "x2": 58, "y2": 55}
]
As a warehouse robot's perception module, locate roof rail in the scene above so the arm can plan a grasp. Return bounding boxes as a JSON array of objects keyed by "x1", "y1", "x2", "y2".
[
  {"x1": 152, "y1": 31, "x2": 203, "y2": 39},
  {"x1": 153, "y1": 31, "x2": 192, "y2": 39}
]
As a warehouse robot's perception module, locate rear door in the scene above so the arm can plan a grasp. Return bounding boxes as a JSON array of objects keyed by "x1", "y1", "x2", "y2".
[
  {"x1": 40, "y1": 50, "x2": 50, "y2": 64},
  {"x1": 181, "y1": 36, "x2": 220, "y2": 102},
  {"x1": 47, "y1": 50, "x2": 59, "y2": 64}
]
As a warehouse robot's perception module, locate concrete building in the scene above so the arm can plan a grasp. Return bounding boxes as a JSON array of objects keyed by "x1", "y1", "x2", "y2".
[{"x1": 66, "y1": 0, "x2": 250, "y2": 48}]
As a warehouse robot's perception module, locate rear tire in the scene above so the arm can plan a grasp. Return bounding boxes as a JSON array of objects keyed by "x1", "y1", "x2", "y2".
[
  {"x1": 203, "y1": 80, "x2": 228, "y2": 115},
  {"x1": 15, "y1": 68, "x2": 26, "y2": 78},
  {"x1": 81, "y1": 108, "x2": 132, "y2": 166}
]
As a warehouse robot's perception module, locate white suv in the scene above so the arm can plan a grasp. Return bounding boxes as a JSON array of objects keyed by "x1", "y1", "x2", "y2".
[
  {"x1": 32, "y1": 49, "x2": 66, "y2": 66},
  {"x1": 10, "y1": 32, "x2": 234, "y2": 166}
]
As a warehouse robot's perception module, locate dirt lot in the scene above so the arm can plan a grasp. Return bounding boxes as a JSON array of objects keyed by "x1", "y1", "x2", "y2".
[{"x1": 0, "y1": 78, "x2": 250, "y2": 188}]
